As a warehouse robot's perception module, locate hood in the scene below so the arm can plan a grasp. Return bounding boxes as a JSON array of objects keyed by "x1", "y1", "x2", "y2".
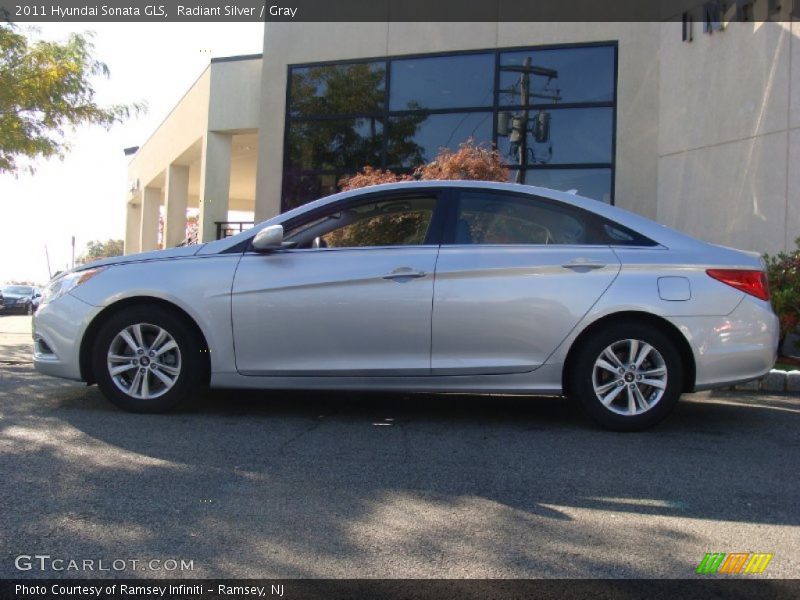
[{"x1": 75, "y1": 245, "x2": 206, "y2": 271}]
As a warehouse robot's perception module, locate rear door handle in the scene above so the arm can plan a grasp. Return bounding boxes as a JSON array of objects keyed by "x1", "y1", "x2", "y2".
[
  {"x1": 382, "y1": 267, "x2": 427, "y2": 280},
  {"x1": 562, "y1": 259, "x2": 606, "y2": 271}
]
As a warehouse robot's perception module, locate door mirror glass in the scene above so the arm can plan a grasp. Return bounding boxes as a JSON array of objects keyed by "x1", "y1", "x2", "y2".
[{"x1": 252, "y1": 225, "x2": 285, "y2": 251}]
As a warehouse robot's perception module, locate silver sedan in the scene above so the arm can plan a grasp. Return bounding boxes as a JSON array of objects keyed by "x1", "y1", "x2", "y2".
[{"x1": 32, "y1": 181, "x2": 778, "y2": 430}]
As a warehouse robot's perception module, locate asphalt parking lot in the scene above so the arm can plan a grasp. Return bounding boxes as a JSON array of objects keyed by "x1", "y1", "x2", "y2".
[{"x1": 0, "y1": 314, "x2": 798, "y2": 579}]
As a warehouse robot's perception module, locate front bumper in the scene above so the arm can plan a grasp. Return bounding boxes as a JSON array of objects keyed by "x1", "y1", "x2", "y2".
[
  {"x1": 669, "y1": 296, "x2": 779, "y2": 391},
  {"x1": 32, "y1": 293, "x2": 100, "y2": 381}
]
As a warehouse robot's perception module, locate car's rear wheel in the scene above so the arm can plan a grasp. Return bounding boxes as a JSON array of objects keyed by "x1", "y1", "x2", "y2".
[
  {"x1": 92, "y1": 305, "x2": 203, "y2": 413},
  {"x1": 570, "y1": 323, "x2": 683, "y2": 431}
]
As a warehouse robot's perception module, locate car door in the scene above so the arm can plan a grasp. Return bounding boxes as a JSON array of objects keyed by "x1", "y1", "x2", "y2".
[
  {"x1": 232, "y1": 191, "x2": 445, "y2": 376},
  {"x1": 431, "y1": 189, "x2": 621, "y2": 375}
]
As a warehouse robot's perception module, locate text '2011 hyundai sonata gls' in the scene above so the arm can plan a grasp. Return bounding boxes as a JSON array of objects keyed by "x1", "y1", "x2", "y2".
[{"x1": 33, "y1": 182, "x2": 778, "y2": 430}]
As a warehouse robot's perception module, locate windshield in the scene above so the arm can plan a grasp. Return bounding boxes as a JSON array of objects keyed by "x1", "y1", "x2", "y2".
[{"x1": 2, "y1": 286, "x2": 33, "y2": 295}]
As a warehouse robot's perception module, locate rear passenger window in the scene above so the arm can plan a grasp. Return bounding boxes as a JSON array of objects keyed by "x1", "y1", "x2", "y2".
[{"x1": 454, "y1": 192, "x2": 596, "y2": 245}]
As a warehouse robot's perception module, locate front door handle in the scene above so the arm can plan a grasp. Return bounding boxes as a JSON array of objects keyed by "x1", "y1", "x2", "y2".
[
  {"x1": 562, "y1": 259, "x2": 606, "y2": 271},
  {"x1": 382, "y1": 267, "x2": 427, "y2": 281}
]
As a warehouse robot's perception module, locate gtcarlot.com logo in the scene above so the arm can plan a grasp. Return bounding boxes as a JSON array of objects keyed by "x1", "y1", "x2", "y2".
[
  {"x1": 696, "y1": 552, "x2": 773, "y2": 575},
  {"x1": 14, "y1": 554, "x2": 194, "y2": 572}
]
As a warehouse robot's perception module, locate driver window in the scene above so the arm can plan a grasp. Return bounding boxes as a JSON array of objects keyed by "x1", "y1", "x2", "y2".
[
  {"x1": 286, "y1": 195, "x2": 437, "y2": 249},
  {"x1": 455, "y1": 192, "x2": 591, "y2": 245}
]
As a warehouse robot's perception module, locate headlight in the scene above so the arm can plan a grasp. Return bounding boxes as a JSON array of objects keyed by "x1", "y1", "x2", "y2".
[{"x1": 40, "y1": 267, "x2": 106, "y2": 306}]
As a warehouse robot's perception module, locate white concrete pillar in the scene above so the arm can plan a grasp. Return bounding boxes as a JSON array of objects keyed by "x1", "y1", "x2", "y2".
[
  {"x1": 124, "y1": 200, "x2": 141, "y2": 255},
  {"x1": 164, "y1": 164, "x2": 190, "y2": 247},
  {"x1": 139, "y1": 186, "x2": 161, "y2": 252},
  {"x1": 198, "y1": 132, "x2": 232, "y2": 242}
]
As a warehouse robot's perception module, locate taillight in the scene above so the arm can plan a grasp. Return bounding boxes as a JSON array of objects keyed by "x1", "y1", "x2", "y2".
[{"x1": 706, "y1": 269, "x2": 770, "y2": 301}]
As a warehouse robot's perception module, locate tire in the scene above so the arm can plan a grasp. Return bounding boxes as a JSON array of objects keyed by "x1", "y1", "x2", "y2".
[
  {"x1": 92, "y1": 305, "x2": 205, "y2": 413},
  {"x1": 569, "y1": 322, "x2": 684, "y2": 432}
]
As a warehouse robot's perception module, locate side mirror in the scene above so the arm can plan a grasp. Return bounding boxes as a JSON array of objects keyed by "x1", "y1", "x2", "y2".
[{"x1": 252, "y1": 225, "x2": 285, "y2": 251}]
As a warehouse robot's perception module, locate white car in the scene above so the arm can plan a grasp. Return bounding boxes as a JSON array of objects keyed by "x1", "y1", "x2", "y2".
[{"x1": 33, "y1": 181, "x2": 778, "y2": 430}]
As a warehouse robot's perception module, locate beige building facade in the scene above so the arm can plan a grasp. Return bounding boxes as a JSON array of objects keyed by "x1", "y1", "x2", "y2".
[{"x1": 126, "y1": 16, "x2": 800, "y2": 255}]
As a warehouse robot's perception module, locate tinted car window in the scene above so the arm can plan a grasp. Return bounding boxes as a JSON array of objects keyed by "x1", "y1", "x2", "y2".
[
  {"x1": 454, "y1": 192, "x2": 597, "y2": 245},
  {"x1": 286, "y1": 196, "x2": 437, "y2": 248}
]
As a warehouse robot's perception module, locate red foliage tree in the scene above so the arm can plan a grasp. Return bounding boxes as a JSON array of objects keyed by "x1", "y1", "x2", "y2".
[{"x1": 339, "y1": 139, "x2": 508, "y2": 191}]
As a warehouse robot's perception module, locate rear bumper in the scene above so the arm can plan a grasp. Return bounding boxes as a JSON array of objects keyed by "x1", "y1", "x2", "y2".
[
  {"x1": 669, "y1": 297, "x2": 779, "y2": 391},
  {"x1": 32, "y1": 293, "x2": 100, "y2": 382}
]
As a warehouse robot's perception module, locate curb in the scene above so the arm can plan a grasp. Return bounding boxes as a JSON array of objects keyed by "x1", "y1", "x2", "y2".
[{"x1": 729, "y1": 369, "x2": 800, "y2": 393}]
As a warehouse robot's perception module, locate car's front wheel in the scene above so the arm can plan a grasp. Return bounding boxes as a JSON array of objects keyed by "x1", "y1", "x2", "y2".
[
  {"x1": 570, "y1": 323, "x2": 683, "y2": 431},
  {"x1": 92, "y1": 305, "x2": 204, "y2": 413}
]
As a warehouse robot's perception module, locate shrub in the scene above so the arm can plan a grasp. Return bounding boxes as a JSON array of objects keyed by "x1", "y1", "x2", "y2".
[{"x1": 764, "y1": 238, "x2": 800, "y2": 352}]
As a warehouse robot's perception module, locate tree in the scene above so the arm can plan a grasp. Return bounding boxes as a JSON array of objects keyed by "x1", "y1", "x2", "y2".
[
  {"x1": 78, "y1": 239, "x2": 123, "y2": 264},
  {"x1": 0, "y1": 24, "x2": 144, "y2": 175},
  {"x1": 339, "y1": 166, "x2": 414, "y2": 192},
  {"x1": 414, "y1": 139, "x2": 509, "y2": 182},
  {"x1": 340, "y1": 139, "x2": 509, "y2": 190}
]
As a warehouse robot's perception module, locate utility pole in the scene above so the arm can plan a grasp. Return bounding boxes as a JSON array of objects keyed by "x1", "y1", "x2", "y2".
[
  {"x1": 516, "y1": 57, "x2": 531, "y2": 184},
  {"x1": 71, "y1": 236, "x2": 75, "y2": 269},
  {"x1": 44, "y1": 245, "x2": 52, "y2": 280},
  {"x1": 498, "y1": 59, "x2": 560, "y2": 184}
]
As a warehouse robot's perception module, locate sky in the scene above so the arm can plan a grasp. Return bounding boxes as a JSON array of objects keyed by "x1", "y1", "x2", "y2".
[{"x1": 0, "y1": 22, "x2": 264, "y2": 285}]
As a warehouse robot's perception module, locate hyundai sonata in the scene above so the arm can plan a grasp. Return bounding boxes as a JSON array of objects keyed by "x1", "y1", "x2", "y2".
[{"x1": 33, "y1": 181, "x2": 778, "y2": 430}]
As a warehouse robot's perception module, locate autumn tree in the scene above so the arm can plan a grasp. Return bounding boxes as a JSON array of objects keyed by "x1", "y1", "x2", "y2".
[
  {"x1": 339, "y1": 166, "x2": 414, "y2": 192},
  {"x1": 0, "y1": 24, "x2": 144, "y2": 175},
  {"x1": 340, "y1": 139, "x2": 509, "y2": 190},
  {"x1": 414, "y1": 139, "x2": 509, "y2": 182}
]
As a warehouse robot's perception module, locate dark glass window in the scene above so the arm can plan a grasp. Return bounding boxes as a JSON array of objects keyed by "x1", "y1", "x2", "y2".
[
  {"x1": 455, "y1": 192, "x2": 597, "y2": 245},
  {"x1": 508, "y1": 168, "x2": 613, "y2": 204},
  {"x1": 284, "y1": 43, "x2": 617, "y2": 212},
  {"x1": 285, "y1": 118, "x2": 383, "y2": 171},
  {"x1": 387, "y1": 112, "x2": 493, "y2": 168},
  {"x1": 281, "y1": 173, "x2": 341, "y2": 212},
  {"x1": 496, "y1": 107, "x2": 613, "y2": 166},
  {"x1": 499, "y1": 46, "x2": 615, "y2": 106},
  {"x1": 389, "y1": 54, "x2": 495, "y2": 111},
  {"x1": 289, "y1": 62, "x2": 386, "y2": 117}
]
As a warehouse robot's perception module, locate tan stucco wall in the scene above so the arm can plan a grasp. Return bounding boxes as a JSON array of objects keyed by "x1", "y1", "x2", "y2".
[
  {"x1": 657, "y1": 20, "x2": 798, "y2": 254},
  {"x1": 128, "y1": 69, "x2": 210, "y2": 195},
  {"x1": 254, "y1": 22, "x2": 661, "y2": 222},
  {"x1": 125, "y1": 57, "x2": 262, "y2": 253}
]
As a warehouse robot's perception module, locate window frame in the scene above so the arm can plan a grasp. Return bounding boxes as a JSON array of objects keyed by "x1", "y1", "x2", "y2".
[{"x1": 282, "y1": 41, "x2": 618, "y2": 211}]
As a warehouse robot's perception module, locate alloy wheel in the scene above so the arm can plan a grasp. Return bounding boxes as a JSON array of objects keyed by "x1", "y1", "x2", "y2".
[
  {"x1": 591, "y1": 338, "x2": 668, "y2": 416},
  {"x1": 106, "y1": 323, "x2": 182, "y2": 400}
]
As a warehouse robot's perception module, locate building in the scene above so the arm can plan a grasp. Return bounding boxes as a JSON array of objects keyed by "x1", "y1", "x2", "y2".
[{"x1": 125, "y1": 12, "x2": 800, "y2": 255}]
